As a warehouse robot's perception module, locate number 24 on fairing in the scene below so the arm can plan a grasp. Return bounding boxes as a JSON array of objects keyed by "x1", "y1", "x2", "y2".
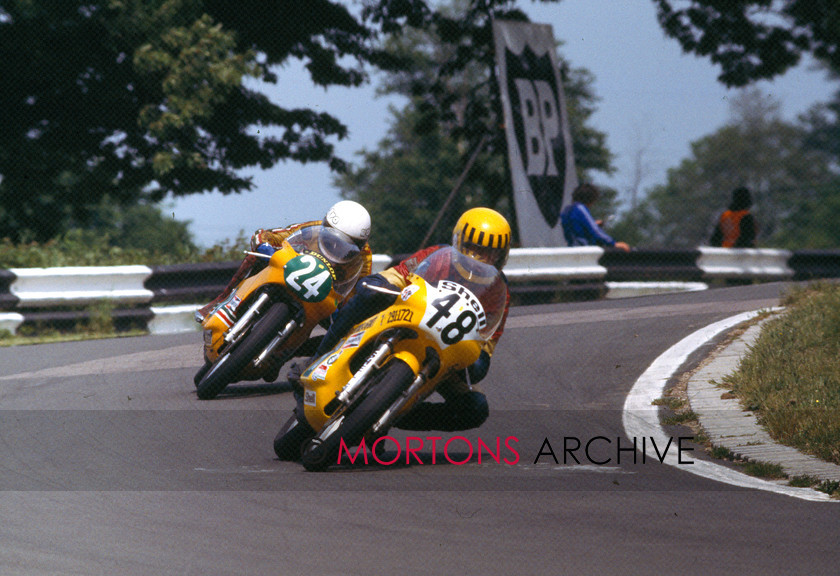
[{"x1": 284, "y1": 254, "x2": 333, "y2": 302}]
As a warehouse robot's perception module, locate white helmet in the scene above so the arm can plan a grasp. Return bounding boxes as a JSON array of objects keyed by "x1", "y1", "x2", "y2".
[{"x1": 323, "y1": 200, "x2": 371, "y2": 247}]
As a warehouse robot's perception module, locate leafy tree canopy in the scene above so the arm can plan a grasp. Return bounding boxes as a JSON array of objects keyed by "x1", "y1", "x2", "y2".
[
  {"x1": 647, "y1": 2, "x2": 840, "y2": 251},
  {"x1": 0, "y1": 0, "x2": 384, "y2": 242},
  {"x1": 654, "y1": 0, "x2": 840, "y2": 86}
]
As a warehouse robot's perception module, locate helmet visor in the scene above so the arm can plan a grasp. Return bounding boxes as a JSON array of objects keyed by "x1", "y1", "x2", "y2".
[
  {"x1": 457, "y1": 240, "x2": 508, "y2": 270},
  {"x1": 323, "y1": 219, "x2": 367, "y2": 249},
  {"x1": 316, "y1": 226, "x2": 364, "y2": 297},
  {"x1": 317, "y1": 226, "x2": 362, "y2": 265}
]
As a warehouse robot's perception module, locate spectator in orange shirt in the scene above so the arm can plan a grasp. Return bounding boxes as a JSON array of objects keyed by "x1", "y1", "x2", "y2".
[{"x1": 710, "y1": 186, "x2": 756, "y2": 248}]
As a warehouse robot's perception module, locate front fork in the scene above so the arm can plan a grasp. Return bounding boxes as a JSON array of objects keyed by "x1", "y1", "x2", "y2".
[
  {"x1": 221, "y1": 291, "x2": 300, "y2": 369},
  {"x1": 370, "y1": 347, "x2": 440, "y2": 435},
  {"x1": 324, "y1": 334, "x2": 400, "y2": 416},
  {"x1": 224, "y1": 292, "x2": 271, "y2": 346},
  {"x1": 253, "y1": 318, "x2": 298, "y2": 368}
]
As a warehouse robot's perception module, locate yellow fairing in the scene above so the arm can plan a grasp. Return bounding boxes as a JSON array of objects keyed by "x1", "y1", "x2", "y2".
[
  {"x1": 202, "y1": 241, "x2": 342, "y2": 363},
  {"x1": 301, "y1": 276, "x2": 483, "y2": 431}
]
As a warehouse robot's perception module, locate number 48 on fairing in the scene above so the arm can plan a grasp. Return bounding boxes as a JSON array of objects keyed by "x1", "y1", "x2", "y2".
[{"x1": 421, "y1": 281, "x2": 487, "y2": 347}]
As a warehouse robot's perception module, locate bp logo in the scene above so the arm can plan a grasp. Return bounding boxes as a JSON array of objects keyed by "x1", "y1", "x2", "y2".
[
  {"x1": 284, "y1": 254, "x2": 333, "y2": 302},
  {"x1": 505, "y1": 45, "x2": 566, "y2": 227}
]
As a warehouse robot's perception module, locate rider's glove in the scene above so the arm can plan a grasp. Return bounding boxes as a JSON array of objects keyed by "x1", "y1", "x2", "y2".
[{"x1": 256, "y1": 242, "x2": 277, "y2": 257}]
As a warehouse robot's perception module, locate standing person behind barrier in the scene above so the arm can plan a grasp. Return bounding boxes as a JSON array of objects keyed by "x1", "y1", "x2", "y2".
[
  {"x1": 709, "y1": 186, "x2": 756, "y2": 248},
  {"x1": 289, "y1": 207, "x2": 512, "y2": 433},
  {"x1": 560, "y1": 183, "x2": 630, "y2": 251}
]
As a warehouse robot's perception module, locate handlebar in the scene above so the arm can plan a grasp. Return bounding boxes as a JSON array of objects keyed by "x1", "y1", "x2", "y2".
[
  {"x1": 244, "y1": 250, "x2": 272, "y2": 260},
  {"x1": 361, "y1": 282, "x2": 402, "y2": 296}
]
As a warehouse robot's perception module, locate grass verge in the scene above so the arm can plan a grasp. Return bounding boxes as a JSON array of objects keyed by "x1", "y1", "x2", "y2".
[
  {"x1": 723, "y1": 281, "x2": 840, "y2": 466},
  {"x1": 0, "y1": 301, "x2": 147, "y2": 347},
  {"x1": 0, "y1": 329, "x2": 147, "y2": 347},
  {"x1": 656, "y1": 285, "x2": 840, "y2": 497}
]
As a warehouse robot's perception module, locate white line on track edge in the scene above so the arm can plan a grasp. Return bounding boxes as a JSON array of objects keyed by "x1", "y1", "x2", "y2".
[{"x1": 622, "y1": 309, "x2": 834, "y2": 502}]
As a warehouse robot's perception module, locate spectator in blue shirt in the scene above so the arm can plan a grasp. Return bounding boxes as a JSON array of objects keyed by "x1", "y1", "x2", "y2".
[{"x1": 560, "y1": 183, "x2": 630, "y2": 251}]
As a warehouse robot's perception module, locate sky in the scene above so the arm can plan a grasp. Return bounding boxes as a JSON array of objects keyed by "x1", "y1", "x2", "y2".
[{"x1": 170, "y1": 0, "x2": 838, "y2": 248}]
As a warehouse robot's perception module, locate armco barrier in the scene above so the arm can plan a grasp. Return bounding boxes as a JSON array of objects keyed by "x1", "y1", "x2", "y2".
[
  {"x1": 504, "y1": 246, "x2": 605, "y2": 282},
  {"x1": 500, "y1": 246, "x2": 608, "y2": 304},
  {"x1": 600, "y1": 249, "x2": 703, "y2": 282},
  {"x1": 697, "y1": 247, "x2": 793, "y2": 280},
  {"x1": 9, "y1": 265, "x2": 154, "y2": 307},
  {"x1": 146, "y1": 262, "x2": 238, "y2": 303},
  {"x1": 789, "y1": 250, "x2": 840, "y2": 281},
  {"x1": 1, "y1": 247, "x2": 838, "y2": 335}
]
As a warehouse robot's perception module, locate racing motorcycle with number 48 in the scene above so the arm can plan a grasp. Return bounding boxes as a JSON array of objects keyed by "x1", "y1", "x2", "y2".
[
  {"x1": 194, "y1": 224, "x2": 365, "y2": 400},
  {"x1": 273, "y1": 246, "x2": 507, "y2": 471}
]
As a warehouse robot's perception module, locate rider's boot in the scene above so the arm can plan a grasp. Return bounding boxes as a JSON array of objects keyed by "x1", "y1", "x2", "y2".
[{"x1": 286, "y1": 356, "x2": 315, "y2": 397}]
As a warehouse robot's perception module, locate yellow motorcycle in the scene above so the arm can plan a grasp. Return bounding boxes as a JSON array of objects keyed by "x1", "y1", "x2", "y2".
[
  {"x1": 194, "y1": 224, "x2": 364, "y2": 400},
  {"x1": 273, "y1": 246, "x2": 507, "y2": 471}
]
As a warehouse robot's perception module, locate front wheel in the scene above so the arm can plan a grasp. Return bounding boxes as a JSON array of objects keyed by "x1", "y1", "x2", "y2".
[
  {"x1": 274, "y1": 413, "x2": 315, "y2": 461},
  {"x1": 196, "y1": 302, "x2": 291, "y2": 400},
  {"x1": 193, "y1": 360, "x2": 211, "y2": 387},
  {"x1": 301, "y1": 359, "x2": 415, "y2": 472}
]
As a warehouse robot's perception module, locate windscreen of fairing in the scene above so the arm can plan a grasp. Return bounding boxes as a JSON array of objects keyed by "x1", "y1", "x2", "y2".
[
  {"x1": 286, "y1": 225, "x2": 363, "y2": 297},
  {"x1": 413, "y1": 246, "x2": 507, "y2": 339}
]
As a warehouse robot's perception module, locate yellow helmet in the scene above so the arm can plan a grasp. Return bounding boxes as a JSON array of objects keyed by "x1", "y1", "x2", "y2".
[{"x1": 452, "y1": 207, "x2": 511, "y2": 270}]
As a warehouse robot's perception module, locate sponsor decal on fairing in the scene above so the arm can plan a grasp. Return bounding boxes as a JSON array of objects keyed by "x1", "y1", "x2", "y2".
[
  {"x1": 304, "y1": 389, "x2": 317, "y2": 407},
  {"x1": 400, "y1": 285, "x2": 419, "y2": 301}
]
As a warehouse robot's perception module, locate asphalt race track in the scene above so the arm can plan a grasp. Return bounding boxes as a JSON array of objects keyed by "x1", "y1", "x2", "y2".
[{"x1": 1, "y1": 282, "x2": 837, "y2": 575}]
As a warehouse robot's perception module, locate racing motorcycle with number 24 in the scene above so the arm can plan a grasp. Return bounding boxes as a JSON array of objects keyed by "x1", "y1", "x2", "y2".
[{"x1": 194, "y1": 224, "x2": 365, "y2": 400}]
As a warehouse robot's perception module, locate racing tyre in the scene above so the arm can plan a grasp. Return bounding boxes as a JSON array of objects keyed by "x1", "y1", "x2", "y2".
[
  {"x1": 274, "y1": 413, "x2": 315, "y2": 461},
  {"x1": 193, "y1": 361, "x2": 212, "y2": 387},
  {"x1": 301, "y1": 358, "x2": 415, "y2": 472},
  {"x1": 196, "y1": 302, "x2": 290, "y2": 400}
]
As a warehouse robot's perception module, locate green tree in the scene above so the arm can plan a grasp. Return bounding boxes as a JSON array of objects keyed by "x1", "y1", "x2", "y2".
[
  {"x1": 653, "y1": 0, "x2": 840, "y2": 86},
  {"x1": 80, "y1": 197, "x2": 198, "y2": 258},
  {"x1": 336, "y1": 0, "x2": 612, "y2": 252},
  {"x1": 789, "y1": 73, "x2": 840, "y2": 249},
  {"x1": 337, "y1": 106, "x2": 469, "y2": 254},
  {"x1": 651, "y1": 1, "x2": 840, "y2": 240},
  {"x1": 0, "y1": 0, "x2": 379, "y2": 242},
  {"x1": 800, "y1": 65, "x2": 840, "y2": 161},
  {"x1": 771, "y1": 178, "x2": 840, "y2": 249},
  {"x1": 629, "y1": 89, "x2": 837, "y2": 248}
]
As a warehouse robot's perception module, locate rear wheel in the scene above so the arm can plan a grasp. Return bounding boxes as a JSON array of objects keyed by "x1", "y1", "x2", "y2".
[
  {"x1": 301, "y1": 359, "x2": 415, "y2": 472},
  {"x1": 196, "y1": 302, "x2": 290, "y2": 400}
]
